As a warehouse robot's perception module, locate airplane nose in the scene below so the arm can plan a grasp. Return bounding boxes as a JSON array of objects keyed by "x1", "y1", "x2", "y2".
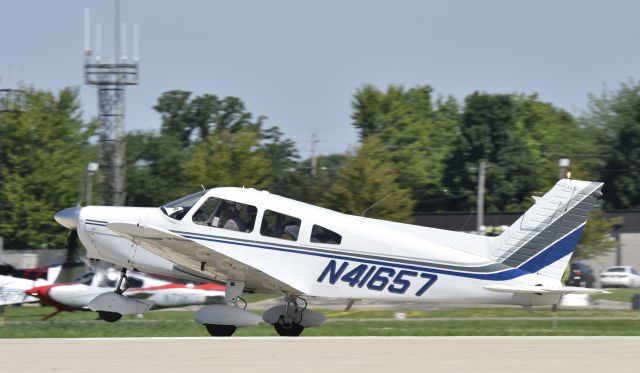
[
  {"x1": 54, "y1": 207, "x2": 81, "y2": 230},
  {"x1": 25, "y1": 285, "x2": 48, "y2": 298}
]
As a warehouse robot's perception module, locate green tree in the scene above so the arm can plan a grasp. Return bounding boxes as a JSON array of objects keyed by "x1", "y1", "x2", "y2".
[
  {"x1": 322, "y1": 136, "x2": 414, "y2": 222},
  {"x1": 0, "y1": 88, "x2": 93, "y2": 250},
  {"x1": 125, "y1": 131, "x2": 187, "y2": 207},
  {"x1": 442, "y1": 92, "x2": 601, "y2": 212},
  {"x1": 443, "y1": 92, "x2": 542, "y2": 212},
  {"x1": 260, "y1": 126, "x2": 299, "y2": 195},
  {"x1": 182, "y1": 129, "x2": 273, "y2": 191},
  {"x1": 153, "y1": 90, "x2": 263, "y2": 147},
  {"x1": 583, "y1": 80, "x2": 640, "y2": 209},
  {"x1": 127, "y1": 91, "x2": 297, "y2": 206},
  {"x1": 351, "y1": 84, "x2": 458, "y2": 212},
  {"x1": 574, "y1": 210, "x2": 622, "y2": 260},
  {"x1": 512, "y1": 94, "x2": 602, "y2": 184},
  {"x1": 282, "y1": 153, "x2": 348, "y2": 205}
]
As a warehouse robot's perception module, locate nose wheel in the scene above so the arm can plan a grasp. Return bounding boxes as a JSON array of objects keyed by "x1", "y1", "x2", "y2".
[{"x1": 98, "y1": 311, "x2": 123, "y2": 323}]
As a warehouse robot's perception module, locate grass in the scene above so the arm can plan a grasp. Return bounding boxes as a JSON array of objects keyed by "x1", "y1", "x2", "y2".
[
  {"x1": 321, "y1": 308, "x2": 640, "y2": 319},
  {"x1": 592, "y1": 288, "x2": 640, "y2": 303},
  {"x1": 241, "y1": 292, "x2": 279, "y2": 303},
  {"x1": 1, "y1": 305, "x2": 640, "y2": 338}
]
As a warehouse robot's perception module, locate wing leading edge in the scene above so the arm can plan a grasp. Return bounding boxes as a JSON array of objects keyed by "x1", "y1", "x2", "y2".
[{"x1": 106, "y1": 222, "x2": 302, "y2": 294}]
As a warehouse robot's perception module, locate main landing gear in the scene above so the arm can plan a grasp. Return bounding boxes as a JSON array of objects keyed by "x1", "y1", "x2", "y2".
[
  {"x1": 194, "y1": 280, "x2": 261, "y2": 337},
  {"x1": 274, "y1": 296, "x2": 305, "y2": 336},
  {"x1": 193, "y1": 281, "x2": 327, "y2": 337},
  {"x1": 263, "y1": 295, "x2": 327, "y2": 337}
]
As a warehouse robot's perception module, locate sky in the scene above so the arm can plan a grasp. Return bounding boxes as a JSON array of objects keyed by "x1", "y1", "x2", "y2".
[{"x1": 2, "y1": 0, "x2": 640, "y2": 158}]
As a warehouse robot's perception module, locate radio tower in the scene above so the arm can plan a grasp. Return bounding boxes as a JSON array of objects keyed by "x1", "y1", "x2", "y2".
[{"x1": 84, "y1": 1, "x2": 138, "y2": 206}]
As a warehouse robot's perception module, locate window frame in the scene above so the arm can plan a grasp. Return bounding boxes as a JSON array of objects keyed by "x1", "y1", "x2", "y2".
[
  {"x1": 310, "y1": 224, "x2": 342, "y2": 245},
  {"x1": 259, "y1": 209, "x2": 302, "y2": 242},
  {"x1": 191, "y1": 196, "x2": 258, "y2": 234}
]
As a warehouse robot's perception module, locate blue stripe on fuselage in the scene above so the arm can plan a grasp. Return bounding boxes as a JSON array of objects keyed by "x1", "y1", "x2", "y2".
[
  {"x1": 91, "y1": 219, "x2": 583, "y2": 280},
  {"x1": 177, "y1": 232, "x2": 572, "y2": 281}
]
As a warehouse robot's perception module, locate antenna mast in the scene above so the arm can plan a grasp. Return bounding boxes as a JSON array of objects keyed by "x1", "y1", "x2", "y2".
[{"x1": 83, "y1": 1, "x2": 139, "y2": 206}]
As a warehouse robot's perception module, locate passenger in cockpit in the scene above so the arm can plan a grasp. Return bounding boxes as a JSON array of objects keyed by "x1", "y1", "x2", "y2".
[
  {"x1": 281, "y1": 224, "x2": 299, "y2": 241},
  {"x1": 220, "y1": 202, "x2": 240, "y2": 231}
]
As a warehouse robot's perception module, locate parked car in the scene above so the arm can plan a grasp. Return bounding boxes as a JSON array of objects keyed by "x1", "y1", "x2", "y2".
[
  {"x1": 566, "y1": 262, "x2": 595, "y2": 288},
  {"x1": 600, "y1": 266, "x2": 640, "y2": 288}
]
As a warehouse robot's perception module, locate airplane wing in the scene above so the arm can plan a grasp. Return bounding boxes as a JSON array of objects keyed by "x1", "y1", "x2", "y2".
[
  {"x1": 106, "y1": 222, "x2": 302, "y2": 294},
  {"x1": 484, "y1": 284, "x2": 609, "y2": 295}
]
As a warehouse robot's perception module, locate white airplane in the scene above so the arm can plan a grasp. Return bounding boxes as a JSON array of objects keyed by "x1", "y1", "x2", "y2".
[
  {"x1": 25, "y1": 269, "x2": 225, "y2": 321},
  {"x1": 0, "y1": 266, "x2": 64, "y2": 306},
  {"x1": 54, "y1": 178, "x2": 604, "y2": 336}
]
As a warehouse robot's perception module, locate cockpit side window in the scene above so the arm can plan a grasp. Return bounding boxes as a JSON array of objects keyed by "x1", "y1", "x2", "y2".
[
  {"x1": 260, "y1": 210, "x2": 301, "y2": 241},
  {"x1": 192, "y1": 197, "x2": 257, "y2": 233},
  {"x1": 311, "y1": 225, "x2": 342, "y2": 245},
  {"x1": 161, "y1": 190, "x2": 207, "y2": 220}
]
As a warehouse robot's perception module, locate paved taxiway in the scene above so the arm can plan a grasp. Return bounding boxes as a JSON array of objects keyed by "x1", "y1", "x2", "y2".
[{"x1": 1, "y1": 337, "x2": 637, "y2": 372}]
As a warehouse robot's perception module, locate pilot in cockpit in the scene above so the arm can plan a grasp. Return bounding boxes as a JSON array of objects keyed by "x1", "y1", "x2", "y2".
[{"x1": 220, "y1": 202, "x2": 255, "y2": 232}]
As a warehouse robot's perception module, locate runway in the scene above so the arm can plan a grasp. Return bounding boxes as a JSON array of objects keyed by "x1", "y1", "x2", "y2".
[{"x1": 1, "y1": 337, "x2": 637, "y2": 372}]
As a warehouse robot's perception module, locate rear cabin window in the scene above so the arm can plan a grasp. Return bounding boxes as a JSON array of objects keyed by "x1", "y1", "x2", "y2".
[
  {"x1": 192, "y1": 197, "x2": 257, "y2": 233},
  {"x1": 260, "y1": 210, "x2": 301, "y2": 241},
  {"x1": 311, "y1": 225, "x2": 342, "y2": 245}
]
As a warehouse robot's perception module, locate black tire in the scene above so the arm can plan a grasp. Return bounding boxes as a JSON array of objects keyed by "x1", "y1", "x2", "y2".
[
  {"x1": 205, "y1": 324, "x2": 237, "y2": 337},
  {"x1": 274, "y1": 321, "x2": 304, "y2": 337},
  {"x1": 98, "y1": 311, "x2": 123, "y2": 323}
]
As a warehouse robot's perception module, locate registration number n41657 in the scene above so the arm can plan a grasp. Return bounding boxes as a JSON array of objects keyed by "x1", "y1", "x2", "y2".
[{"x1": 316, "y1": 259, "x2": 438, "y2": 296}]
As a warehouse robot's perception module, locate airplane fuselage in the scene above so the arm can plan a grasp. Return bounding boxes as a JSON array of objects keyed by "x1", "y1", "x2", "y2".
[{"x1": 76, "y1": 188, "x2": 563, "y2": 307}]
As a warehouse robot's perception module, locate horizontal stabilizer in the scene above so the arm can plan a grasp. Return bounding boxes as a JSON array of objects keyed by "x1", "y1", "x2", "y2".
[{"x1": 484, "y1": 285, "x2": 609, "y2": 295}]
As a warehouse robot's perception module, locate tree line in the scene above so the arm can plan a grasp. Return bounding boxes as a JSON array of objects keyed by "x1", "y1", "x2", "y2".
[{"x1": 1, "y1": 80, "x2": 639, "y2": 255}]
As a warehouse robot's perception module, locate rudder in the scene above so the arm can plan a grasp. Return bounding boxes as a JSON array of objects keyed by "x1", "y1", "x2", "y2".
[{"x1": 490, "y1": 179, "x2": 603, "y2": 280}]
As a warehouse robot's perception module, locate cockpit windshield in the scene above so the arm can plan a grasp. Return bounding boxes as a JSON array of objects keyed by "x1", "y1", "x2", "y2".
[{"x1": 160, "y1": 190, "x2": 207, "y2": 220}]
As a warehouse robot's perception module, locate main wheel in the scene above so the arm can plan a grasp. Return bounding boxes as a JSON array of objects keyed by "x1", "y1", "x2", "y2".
[
  {"x1": 205, "y1": 324, "x2": 237, "y2": 337},
  {"x1": 274, "y1": 320, "x2": 304, "y2": 337},
  {"x1": 98, "y1": 311, "x2": 123, "y2": 323}
]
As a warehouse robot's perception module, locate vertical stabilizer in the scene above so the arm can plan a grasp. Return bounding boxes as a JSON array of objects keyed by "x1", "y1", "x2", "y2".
[{"x1": 491, "y1": 179, "x2": 603, "y2": 280}]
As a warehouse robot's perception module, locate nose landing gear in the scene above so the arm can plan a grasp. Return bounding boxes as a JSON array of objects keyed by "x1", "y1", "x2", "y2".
[
  {"x1": 88, "y1": 268, "x2": 152, "y2": 322},
  {"x1": 97, "y1": 267, "x2": 129, "y2": 322}
]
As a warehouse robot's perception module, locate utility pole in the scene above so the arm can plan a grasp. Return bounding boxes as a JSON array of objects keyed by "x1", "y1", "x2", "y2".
[
  {"x1": 310, "y1": 131, "x2": 319, "y2": 176},
  {"x1": 476, "y1": 161, "x2": 486, "y2": 234},
  {"x1": 613, "y1": 224, "x2": 623, "y2": 266}
]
